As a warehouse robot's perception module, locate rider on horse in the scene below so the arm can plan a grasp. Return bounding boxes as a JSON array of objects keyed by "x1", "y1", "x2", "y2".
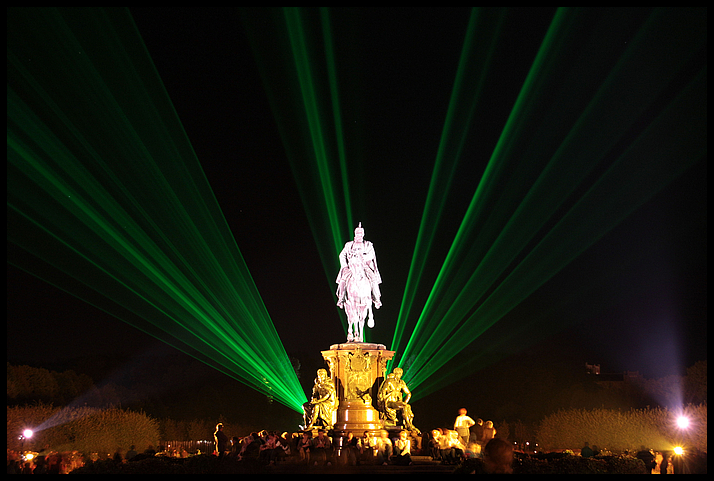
[{"x1": 336, "y1": 223, "x2": 382, "y2": 341}]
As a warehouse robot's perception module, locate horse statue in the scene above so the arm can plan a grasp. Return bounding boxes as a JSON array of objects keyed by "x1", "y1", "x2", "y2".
[
  {"x1": 344, "y1": 264, "x2": 375, "y2": 342},
  {"x1": 336, "y1": 223, "x2": 381, "y2": 343}
]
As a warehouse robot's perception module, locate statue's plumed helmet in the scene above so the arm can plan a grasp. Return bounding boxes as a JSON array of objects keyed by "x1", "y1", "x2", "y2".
[{"x1": 354, "y1": 222, "x2": 364, "y2": 236}]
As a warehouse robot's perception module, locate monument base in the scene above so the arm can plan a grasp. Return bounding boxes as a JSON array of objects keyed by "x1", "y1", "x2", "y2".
[{"x1": 321, "y1": 342, "x2": 394, "y2": 446}]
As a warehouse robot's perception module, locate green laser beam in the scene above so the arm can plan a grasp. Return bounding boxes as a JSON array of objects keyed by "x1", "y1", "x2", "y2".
[
  {"x1": 242, "y1": 7, "x2": 365, "y2": 337},
  {"x1": 390, "y1": 6, "x2": 509, "y2": 364},
  {"x1": 393, "y1": 7, "x2": 706, "y2": 389},
  {"x1": 395, "y1": 7, "x2": 573, "y2": 374},
  {"x1": 7, "y1": 7, "x2": 306, "y2": 411},
  {"x1": 240, "y1": 8, "x2": 704, "y2": 396}
]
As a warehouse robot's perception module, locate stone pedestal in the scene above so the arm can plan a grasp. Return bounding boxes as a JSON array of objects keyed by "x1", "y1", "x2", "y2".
[{"x1": 322, "y1": 342, "x2": 394, "y2": 436}]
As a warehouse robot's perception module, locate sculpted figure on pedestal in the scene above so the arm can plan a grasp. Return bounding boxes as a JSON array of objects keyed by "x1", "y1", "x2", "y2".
[
  {"x1": 377, "y1": 367, "x2": 419, "y2": 433},
  {"x1": 336, "y1": 223, "x2": 382, "y2": 342},
  {"x1": 302, "y1": 368, "x2": 338, "y2": 430}
]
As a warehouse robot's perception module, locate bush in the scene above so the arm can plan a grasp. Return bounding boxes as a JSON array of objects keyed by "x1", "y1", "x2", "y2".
[
  {"x1": 455, "y1": 452, "x2": 647, "y2": 474},
  {"x1": 535, "y1": 405, "x2": 707, "y2": 453},
  {"x1": 7, "y1": 404, "x2": 159, "y2": 456},
  {"x1": 513, "y1": 453, "x2": 646, "y2": 474}
]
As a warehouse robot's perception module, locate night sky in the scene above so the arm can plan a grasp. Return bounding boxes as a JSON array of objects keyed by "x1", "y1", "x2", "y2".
[{"x1": 7, "y1": 6, "x2": 707, "y2": 404}]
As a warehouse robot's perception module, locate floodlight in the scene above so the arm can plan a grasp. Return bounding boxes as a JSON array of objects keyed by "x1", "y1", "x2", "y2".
[{"x1": 676, "y1": 416, "x2": 690, "y2": 429}]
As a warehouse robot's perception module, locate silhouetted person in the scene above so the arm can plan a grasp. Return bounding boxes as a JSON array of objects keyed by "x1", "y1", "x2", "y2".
[
  {"x1": 472, "y1": 438, "x2": 514, "y2": 474},
  {"x1": 581, "y1": 442, "x2": 594, "y2": 458},
  {"x1": 214, "y1": 423, "x2": 229, "y2": 458},
  {"x1": 636, "y1": 446, "x2": 656, "y2": 473},
  {"x1": 469, "y1": 418, "x2": 484, "y2": 445},
  {"x1": 112, "y1": 447, "x2": 123, "y2": 464},
  {"x1": 32, "y1": 456, "x2": 48, "y2": 474},
  {"x1": 229, "y1": 436, "x2": 240, "y2": 457},
  {"x1": 125, "y1": 445, "x2": 137, "y2": 461}
]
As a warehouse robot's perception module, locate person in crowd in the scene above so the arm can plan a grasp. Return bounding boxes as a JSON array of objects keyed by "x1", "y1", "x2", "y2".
[
  {"x1": 438, "y1": 429, "x2": 459, "y2": 465},
  {"x1": 392, "y1": 430, "x2": 413, "y2": 465},
  {"x1": 652, "y1": 451, "x2": 664, "y2": 474},
  {"x1": 32, "y1": 456, "x2": 48, "y2": 474},
  {"x1": 297, "y1": 432, "x2": 312, "y2": 464},
  {"x1": 454, "y1": 408, "x2": 476, "y2": 446},
  {"x1": 125, "y1": 445, "x2": 138, "y2": 461},
  {"x1": 376, "y1": 430, "x2": 393, "y2": 465},
  {"x1": 21, "y1": 461, "x2": 34, "y2": 474},
  {"x1": 659, "y1": 451, "x2": 672, "y2": 474},
  {"x1": 360, "y1": 430, "x2": 378, "y2": 464},
  {"x1": 46, "y1": 451, "x2": 65, "y2": 474},
  {"x1": 636, "y1": 446, "x2": 656, "y2": 473},
  {"x1": 428, "y1": 429, "x2": 442, "y2": 461},
  {"x1": 448, "y1": 429, "x2": 466, "y2": 460},
  {"x1": 311, "y1": 429, "x2": 332, "y2": 465},
  {"x1": 481, "y1": 420, "x2": 496, "y2": 445},
  {"x1": 213, "y1": 423, "x2": 229, "y2": 458},
  {"x1": 469, "y1": 418, "x2": 484, "y2": 446},
  {"x1": 580, "y1": 441, "x2": 594, "y2": 457},
  {"x1": 465, "y1": 441, "x2": 483, "y2": 459},
  {"x1": 275, "y1": 432, "x2": 291, "y2": 463},
  {"x1": 238, "y1": 433, "x2": 260, "y2": 461},
  {"x1": 228, "y1": 436, "x2": 240, "y2": 457},
  {"x1": 258, "y1": 431, "x2": 279, "y2": 464},
  {"x1": 341, "y1": 431, "x2": 360, "y2": 465},
  {"x1": 112, "y1": 447, "x2": 123, "y2": 464},
  {"x1": 471, "y1": 438, "x2": 514, "y2": 474}
]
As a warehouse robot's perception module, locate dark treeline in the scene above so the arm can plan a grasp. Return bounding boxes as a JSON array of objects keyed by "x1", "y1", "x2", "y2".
[
  {"x1": 7, "y1": 347, "x2": 706, "y2": 441},
  {"x1": 413, "y1": 354, "x2": 706, "y2": 435},
  {"x1": 6, "y1": 345, "x2": 306, "y2": 435}
]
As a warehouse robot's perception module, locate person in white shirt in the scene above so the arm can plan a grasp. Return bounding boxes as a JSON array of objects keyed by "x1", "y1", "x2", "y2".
[
  {"x1": 454, "y1": 408, "x2": 476, "y2": 446},
  {"x1": 392, "y1": 430, "x2": 413, "y2": 465},
  {"x1": 376, "y1": 430, "x2": 393, "y2": 465}
]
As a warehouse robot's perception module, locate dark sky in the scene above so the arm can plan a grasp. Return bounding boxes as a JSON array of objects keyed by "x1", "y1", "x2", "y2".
[{"x1": 7, "y1": 7, "x2": 707, "y2": 395}]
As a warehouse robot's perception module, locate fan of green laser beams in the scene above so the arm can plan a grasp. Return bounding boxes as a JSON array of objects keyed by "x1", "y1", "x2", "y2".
[
  {"x1": 241, "y1": 7, "x2": 362, "y2": 337},
  {"x1": 240, "y1": 7, "x2": 705, "y2": 393},
  {"x1": 392, "y1": 7, "x2": 706, "y2": 393},
  {"x1": 7, "y1": 7, "x2": 306, "y2": 412},
  {"x1": 390, "y1": 6, "x2": 509, "y2": 365}
]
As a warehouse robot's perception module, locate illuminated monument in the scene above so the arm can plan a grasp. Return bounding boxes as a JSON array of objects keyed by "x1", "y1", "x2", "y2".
[
  {"x1": 303, "y1": 223, "x2": 418, "y2": 443},
  {"x1": 335, "y1": 222, "x2": 381, "y2": 342}
]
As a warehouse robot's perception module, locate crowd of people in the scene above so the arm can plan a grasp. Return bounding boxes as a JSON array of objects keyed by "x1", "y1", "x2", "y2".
[
  {"x1": 208, "y1": 407, "x2": 513, "y2": 472},
  {"x1": 7, "y1": 448, "x2": 109, "y2": 474},
  {"x1": 18, "y1": 407, "x2": 703, "y2": 474},
  {"x1": 214, "y1": 426, "x2": 416, "y2": 467}
]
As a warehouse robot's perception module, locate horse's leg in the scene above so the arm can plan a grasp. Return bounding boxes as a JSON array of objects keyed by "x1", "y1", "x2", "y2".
[
  {"x1": 357, "y1": 320, "x2": 364, "y2": 342},
  {"x1": 347, "y1": 324, "x2": 354, "y2": 342}
]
